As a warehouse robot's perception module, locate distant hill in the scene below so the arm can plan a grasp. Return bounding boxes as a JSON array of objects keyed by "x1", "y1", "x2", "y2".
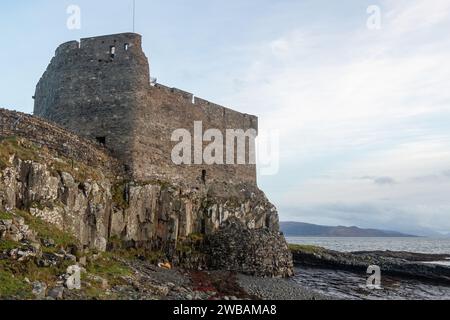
[{"x1": 280, "y1": 221, "x2": 417, "y2": 237}]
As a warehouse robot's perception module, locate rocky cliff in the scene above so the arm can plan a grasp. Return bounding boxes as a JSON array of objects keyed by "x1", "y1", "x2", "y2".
[{"x1": 0, "y1": 115, "x2": 293, "y2": 277}]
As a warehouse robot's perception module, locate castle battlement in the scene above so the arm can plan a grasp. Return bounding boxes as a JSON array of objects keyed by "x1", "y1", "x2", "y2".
[
  {"x1": 152, "y1": 84, "x2": 257, "y2": 128},
  {"x1": 34, "y1": 33, "x2": 258, "y2": 186},
  {"x1": 55, "y1": 33, "x2": 142, "y2": 56}
]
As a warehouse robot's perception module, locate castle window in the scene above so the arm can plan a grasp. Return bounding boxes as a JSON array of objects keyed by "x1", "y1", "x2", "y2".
[
  {"x1": 124, "y1": 43, "x2": 129, "y2": 51},
  {"x1": 96, "y1": 137, "x2": 106, "y2": 145},
  {"x1": 201, "y1": 170, "x2": 207, "y2": 184},
  {"x1": 110, "y1": 46, "x2": 116, "y2": 58}
]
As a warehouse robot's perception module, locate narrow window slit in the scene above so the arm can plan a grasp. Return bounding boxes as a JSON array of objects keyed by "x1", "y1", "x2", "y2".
[
  {"x1": 96, "y1": 137, "x2": 106, "y2": 145},
  {"x1": 201, "y1": 170, "x2": 207, "y2": 184}
]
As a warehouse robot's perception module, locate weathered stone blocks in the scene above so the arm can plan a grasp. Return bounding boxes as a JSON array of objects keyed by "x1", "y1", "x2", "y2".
[{"x1": 33, "y1": 33, "x2": 258, "y2": 185}]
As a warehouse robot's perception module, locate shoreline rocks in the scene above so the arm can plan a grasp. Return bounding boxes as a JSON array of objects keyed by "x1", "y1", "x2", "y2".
[
  {"x1": 205, "y1": 218, "x2": 294, "y2": 278},
  {"x1": 290, "y1": 245, "x2": 450, "y2": 285}
]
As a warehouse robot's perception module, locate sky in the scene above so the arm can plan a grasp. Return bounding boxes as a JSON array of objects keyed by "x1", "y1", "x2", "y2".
[{"x1": 1, "y1": 0, "x2": 450, "y2": 235}]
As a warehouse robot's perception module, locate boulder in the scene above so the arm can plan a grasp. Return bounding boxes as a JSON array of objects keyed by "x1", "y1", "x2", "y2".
[
  {"x1": 204, "y1": 218, "x2": 294, "y2": 278},
  {"x1": 32, "y1": 282, "x2": 47, "y2": 299},
  {"x1": 48, "y1": 286, "x2": 64, "y2": 300}
]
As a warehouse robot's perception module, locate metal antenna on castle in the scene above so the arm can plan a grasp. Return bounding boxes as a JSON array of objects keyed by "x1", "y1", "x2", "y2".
[{"x1": 132, "y1": 0, "x2": 136, "y2": 32}]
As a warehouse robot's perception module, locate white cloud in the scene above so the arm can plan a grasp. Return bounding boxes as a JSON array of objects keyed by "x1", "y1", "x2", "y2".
[
  {"x1": 385, "y1": 0, "x2": 450, "y2": 35},
  {"x1": 225, "y1": 0, "x2": 450, "y2": 232},
  {"x1": 279, "y1": 138, "x2": 450, "y2": 232}
]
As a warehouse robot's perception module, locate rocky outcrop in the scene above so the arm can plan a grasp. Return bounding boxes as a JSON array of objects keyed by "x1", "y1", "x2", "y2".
[
  {"x1": 0, "y1": 137, "x2": 292, "y2": 277},
  {"x1": 205, "y1": 218, "x2": 293, "y2": 278},
  {"x1": 0, "y1": 154, "x2": 112, "y2": 252},
  {"x1": 110, "y1": 180, "x2": 280, "y2": 250},
  {"x1": 0, "y1": 108, "x2": 119, "y2": 171},
  {"x1": 0, "y1": 214, "x2": 37, "y2": 244},
  {"x1": 291, "y1": 245, "x2": 450, "y2": 284}
]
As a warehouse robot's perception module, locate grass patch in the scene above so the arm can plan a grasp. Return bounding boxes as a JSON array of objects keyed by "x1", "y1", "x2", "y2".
[
  {"x1": 86, "y1": 254, "x2": 131, "y2": 286},
  {"x1": 0, "y1": 136, "x2": 103, "y2": 183},
  {"x1": 176, "y1": 233, "x2": 204, "y2": 257},
  {"x1": 112, "y1": 182, "x2": 130, "y2": 210},
  {"x1": 0, "y1": 239, "x2": 22, "y2": 251},
  {"x1": 187, "y1": 233, "x2": 204, "y2": 242},
  {"x1": 0, "y1": 137, "x2": 40, "y2": 170},
  {"x1": 51, "y1": 159, "x2": 102, "y2": 183},
  {"x1": 107, "y1": 236, "x2": 167, "y2": 264},
  {"x1": 108, "y1": 245, "x2": 166, "y2": 265},
  {"x1": 82, "y1": 285, "x2": 110, "y2": 300},
  {"x1": 0, "y1": 257, "x2": 71, "y2": 290},
  {"x1": 0, "y1": 211, "x2": 13, "y2": 220},
  {"x1": 0, "y1": 268, "x2": 32, "y2": 299},
  {"x1": 15, "y1": 210, "x2": 79, "y2": 250}
]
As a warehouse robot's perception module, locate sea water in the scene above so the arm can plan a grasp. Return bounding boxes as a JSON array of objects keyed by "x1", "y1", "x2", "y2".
[
  {"x1": 286, "y1": 237, "x2": 450, "y2": 254},
  {"x1": 287, "y1": 237, "x2": 450, "y2": 299}
]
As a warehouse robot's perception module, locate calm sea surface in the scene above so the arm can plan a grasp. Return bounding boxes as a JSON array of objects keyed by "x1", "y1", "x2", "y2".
[
  {"x1": 287, "y1": 237, "x2": 450, "y2": 255},
  {"x1": 287, "y1": 237, "x2": 450, "y2": 299}
]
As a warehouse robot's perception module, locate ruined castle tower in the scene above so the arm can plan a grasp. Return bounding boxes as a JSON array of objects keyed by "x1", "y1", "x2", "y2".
[{"x1": 34, "y1": 33, "x2": 258, "y2": 185}]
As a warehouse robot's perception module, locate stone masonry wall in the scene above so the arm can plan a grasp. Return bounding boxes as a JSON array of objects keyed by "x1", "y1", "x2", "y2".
[
  {"x1": 34, "y1": 33, "x2": 149, "y2": 175},
  {"x1": 0, "y1": 108, "x2": 119, "y2": 172},
  {"x1": 34, "y1": 33, "x2": 258, "y2": 185},
  {"x1": 132, "y1": 83, "x2": 258, "y2": 185}
]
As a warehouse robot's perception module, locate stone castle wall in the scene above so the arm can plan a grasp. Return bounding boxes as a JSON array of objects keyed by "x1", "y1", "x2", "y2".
[
  {"x1": 34, "y1": 33, "x2": 258, "y2": 185},
  {"x1": 132, "y1": 83, "x2": 258, "y2": 184},
  {"x1": 34, "y1": 33, "x2": 149, "y2": 175},
  {"x1": 0, "y1": 108, "x2": 119, "y2": 171}
]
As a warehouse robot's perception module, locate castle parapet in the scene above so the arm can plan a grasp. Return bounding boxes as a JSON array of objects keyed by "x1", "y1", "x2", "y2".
[
  {"x1": 152, "y1": 84, "x2": 258, "y2": 132},
  {"x1": 55, "y1": 41, "x2": 79, "y2": 56}
]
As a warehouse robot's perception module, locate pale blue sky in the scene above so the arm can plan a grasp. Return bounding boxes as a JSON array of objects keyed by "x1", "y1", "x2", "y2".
[{"x1": 1, "y1": 1, "x2": 450, "y2": 235}]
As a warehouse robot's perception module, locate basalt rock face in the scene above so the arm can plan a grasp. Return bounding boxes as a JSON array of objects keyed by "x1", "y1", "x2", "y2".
[
  {"x1": 110, "y1": 181, "x2": 280, "y2": 250},
  {"x1": 205, "y1": 219, "x2": 294, "y2": 278},
  {"x1": 0, "y1": 155, "x2": 112, "y2": 251},
  {"x1": 0, "y1": 137, "x2": 292, "y2": 277}
]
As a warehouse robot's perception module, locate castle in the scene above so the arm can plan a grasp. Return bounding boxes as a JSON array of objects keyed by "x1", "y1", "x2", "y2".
[
  {"x1": 0, "y1": 33, "x2": 293, "y2": 277},
  {"x1": 33, "y1": 33, "x2": 258, "y2": 186}
]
